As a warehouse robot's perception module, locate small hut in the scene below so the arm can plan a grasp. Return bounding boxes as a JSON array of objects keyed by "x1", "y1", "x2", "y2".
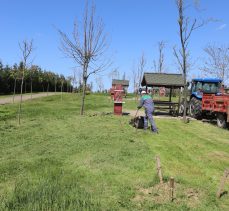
[
  {"x1": 112, "y1": 79, "x2": 129, "y2": 96},
  {"x1": 141, "y1": 72, "x2": 184, "y2": 115}
]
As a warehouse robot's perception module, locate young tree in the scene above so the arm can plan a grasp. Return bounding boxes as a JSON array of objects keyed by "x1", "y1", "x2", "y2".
[
  {"x1": 58, "y1": 1, "x2": 109, "y2": 115},
  {"x1": 95, "y1": 76, "x2": 104, "y2": 92},
  {"x1": 71, "y1": 70, "x2": 77, "y2": 93},
  {"x1": 137, "y1": 52, "x2": 146, "y2": 90},
  {"x1": 131, "y1": 61, "x2": 138, "y2": 96},
  {"x1": 108, "y1": 68, "x2": 119, "y2": 80},
  {"x1": 60, "y1": 75, "x2": 65, "y2": 101},
  {"x1": 132, "y1": 53, "x2": 146, "y2": 100},
  {"x1": 153, "y1": 41, "x2": 166, "y2": 73},
  {"x1": 173, "y1": 0, "x2": 205, "y2": 122},
  {"x1": 18, "y1": 39, "x2": 33, "y2": 125},
  {"x1": 201, "y1": 44, "x2": 229, "y2": 84}
]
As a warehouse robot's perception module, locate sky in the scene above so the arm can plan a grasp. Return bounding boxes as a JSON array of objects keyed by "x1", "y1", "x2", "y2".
[{"x1": 1, "y1": 0, "x2": 229, "y2": 91}]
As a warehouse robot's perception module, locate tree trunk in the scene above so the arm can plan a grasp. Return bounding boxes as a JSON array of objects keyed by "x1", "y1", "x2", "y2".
[
  {"x1": 80, "y1": 77, "x2": 87, "y2": 115},
  {"x1": 13, "y1": 78, "x2": 17, "y2": 103},
  {"x1": 30, "y1": 79, "x2": 33, "y2": 99},
  {"x1": 47, "y1": 83, "x2": 49, "y2": 96},
  {"x1": 183, "y1": 73, "x2": 188, "y2": 122},
  {"x1": 24, "y1": 81, "x2": 27, "y2": 94},
  {"x1": 61, "y1": 82, "x2": 63, "y2": 101},
  {"x1": 18, "y1": 75, "x2": 24, "y2": 125}
]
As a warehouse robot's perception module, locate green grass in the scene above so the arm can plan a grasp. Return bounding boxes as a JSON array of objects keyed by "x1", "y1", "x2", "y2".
[{"x1": 0, "y1": 93, "x2": 229, "y2": 210}]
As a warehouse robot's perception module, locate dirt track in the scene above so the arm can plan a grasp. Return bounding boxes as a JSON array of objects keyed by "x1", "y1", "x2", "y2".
[{"x1": 0, "y1": 93, "x2": 57, "y2": 105}]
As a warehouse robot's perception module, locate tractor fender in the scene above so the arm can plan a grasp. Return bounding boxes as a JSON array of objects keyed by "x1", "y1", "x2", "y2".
[{"x1": 190, "y1": 93, "x2": 202, "y2": 100}]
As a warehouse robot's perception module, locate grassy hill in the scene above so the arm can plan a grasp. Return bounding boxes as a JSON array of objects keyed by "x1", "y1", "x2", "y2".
[{"x1": 0, "y1": 93, "x2": 228, "y2": 210}]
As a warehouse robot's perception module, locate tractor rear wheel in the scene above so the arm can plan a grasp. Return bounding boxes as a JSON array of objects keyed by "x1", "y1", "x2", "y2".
[
  {"x1": 189, "y1": 97, "x2": 202, "y2": 119},
  {"x1": 216, "y1": 113, "x2": 227, "y2": 128}
]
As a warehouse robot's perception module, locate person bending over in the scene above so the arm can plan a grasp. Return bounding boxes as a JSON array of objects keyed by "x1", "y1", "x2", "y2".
[{"x1": 137, "y1": 90, "x2": 158, "y2": 133}]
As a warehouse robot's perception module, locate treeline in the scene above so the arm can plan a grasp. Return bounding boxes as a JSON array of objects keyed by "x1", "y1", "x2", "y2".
[{"x1": 0, "y1": 61, "x2": 73, "y2": 95}]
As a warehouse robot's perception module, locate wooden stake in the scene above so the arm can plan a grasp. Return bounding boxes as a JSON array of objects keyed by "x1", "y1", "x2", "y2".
[
  {"x1": 169, "y1": 177, "x2": 175, "y2": 202},
  {"x1": 216, "y1": 169, "x2": 229, "y2": 198},
  {"x1": 155, "y1": 156, "x2": 163, "y2": 184}
]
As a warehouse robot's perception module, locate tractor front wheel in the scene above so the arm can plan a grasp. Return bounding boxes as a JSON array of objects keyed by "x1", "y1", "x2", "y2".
[
  {"x1": 216, "y1": 113, "x2": 227, "y2": 128},
  {"x1": 189, "y1": 97, "x2": 202, "y2": 119}
]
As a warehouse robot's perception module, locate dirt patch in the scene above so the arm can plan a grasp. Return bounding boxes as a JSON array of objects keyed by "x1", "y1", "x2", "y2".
[
  {"x1": 0, "y1": 93, "x2": 57, "y2": 105},
  {"x1": 133, "y1": 182, "x2": 201, "y2": 208}
]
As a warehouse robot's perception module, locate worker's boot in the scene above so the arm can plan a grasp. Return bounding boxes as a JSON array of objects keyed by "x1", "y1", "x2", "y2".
[{"x1": 151, "y1": 126, "x2": 159, "y2": 134}]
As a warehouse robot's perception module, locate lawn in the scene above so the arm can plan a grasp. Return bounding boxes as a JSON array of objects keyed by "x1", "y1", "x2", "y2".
[{"x1": 0, "y1": 93, "x2": 228, "y2": 210}]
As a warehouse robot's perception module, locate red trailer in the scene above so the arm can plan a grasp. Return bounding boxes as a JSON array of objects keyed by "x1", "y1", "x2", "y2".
[{"x1": 202, "y1": 93, "x2": 229, "y2": 128}]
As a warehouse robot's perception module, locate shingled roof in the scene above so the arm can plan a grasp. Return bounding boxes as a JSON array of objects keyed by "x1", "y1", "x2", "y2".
[
  {"x1": 112, "y1": 79, "x2": 129, "y2": 87},
  {"x1": 141, "y1": 73, "x2": 184, "y2": 88}
]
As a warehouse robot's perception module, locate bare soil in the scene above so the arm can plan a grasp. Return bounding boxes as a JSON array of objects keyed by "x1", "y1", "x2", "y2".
[
  {"x1": 0, "y1": 93, "x2": 57, "y2": 105},
  {"x1": 133, "y1": 182, "x2": 201, "y2": 208}
]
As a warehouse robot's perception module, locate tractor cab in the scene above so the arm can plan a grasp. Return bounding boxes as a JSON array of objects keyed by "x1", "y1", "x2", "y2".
[
  {"x1": 188, "y1": 78, "x2": 222, "y2": 119},
  {"x1": 190, "y1": 78, "x2": 222, "y2": 99}
]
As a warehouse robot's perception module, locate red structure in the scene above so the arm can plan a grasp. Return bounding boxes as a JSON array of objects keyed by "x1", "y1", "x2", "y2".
[
  {"x1": 113, "y1": 84, "x2": 124, "y2": 115},
  {"x1": 202, "y1": 93, "x2": 229, "y2": 127},
  {"x1": 110, "y1": 87, "x2": 115, "y2": 100}
]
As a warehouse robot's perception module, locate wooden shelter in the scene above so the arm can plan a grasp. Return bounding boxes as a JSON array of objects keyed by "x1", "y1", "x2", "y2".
[{"x1": 141, "y1": 73, "x2": 184, "y2": 115}]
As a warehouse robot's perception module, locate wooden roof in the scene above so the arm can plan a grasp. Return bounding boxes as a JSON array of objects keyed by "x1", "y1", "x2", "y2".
[
  {"x1": 141, "y1": 73, "x2": 184, "y2": 88},
  {"x1": 112, "y1": 79, "x2": 129, "y2": 86}
]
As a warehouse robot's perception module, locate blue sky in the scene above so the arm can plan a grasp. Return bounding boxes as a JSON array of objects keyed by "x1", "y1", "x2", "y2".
[{"x1": 0, "y1": 0, "x2": 229, "y2": 90}]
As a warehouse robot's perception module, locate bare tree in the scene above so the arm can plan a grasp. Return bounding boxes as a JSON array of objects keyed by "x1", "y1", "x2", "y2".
[
  {"x1": 108, "y1": 68, "x2": 119, "y2": 80},
  {"x1": 173, "y1": 0, "x2": 205, "y2": 122},
  {"x1": 95, "y1": 76, "x2": 104, "y2": 92},
  {"x1": 18, "y1": 39, "x2": 33, "y2": 125},
  {"x1": 58, "y1": 1, "x2": 109, "y2": 115},
  {"x1": 131, "y1": 61, "x2": 137, "y2": 94},
  {"x1": 153, "y1": 41, "x2": 166, "y2": 73},
  {"x1": 71, "y1": 69, "x2": 77, "y2": 93},
  {"x1": 201, "y1": 44, "x2": 229, "y2": 84},
  {"x1": 137, "y1": 52, "x2": 146, "y2": 90},
  {"x1": 131, "y1": 53, "x2": 146, "y2": 100},
  {"x1": 60, "y1": 75, "x2": 65, "y2": 101}
]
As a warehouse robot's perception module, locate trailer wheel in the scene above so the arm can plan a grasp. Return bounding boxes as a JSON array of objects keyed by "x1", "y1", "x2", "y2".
[
  {"x1": 217, "y1": 113, "x2": 227, "y2": 128},
  {"x1": 189, "y1": 97, "x2": 202, "y2": 119}
]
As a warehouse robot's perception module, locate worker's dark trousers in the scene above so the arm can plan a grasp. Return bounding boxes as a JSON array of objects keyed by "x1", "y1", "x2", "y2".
[{"x1": 144, "y1": 109, "x2": 158, "y2": 132}]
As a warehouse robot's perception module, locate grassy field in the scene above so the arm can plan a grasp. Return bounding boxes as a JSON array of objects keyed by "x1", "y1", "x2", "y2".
[{"x1": 0, "y1": 93, "x2": 229, "y2": 210}]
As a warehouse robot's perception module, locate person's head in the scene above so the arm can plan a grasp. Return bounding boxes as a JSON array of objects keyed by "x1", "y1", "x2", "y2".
[{"x1": 141, "y1": 90, "x2": 147, "y2": 95}]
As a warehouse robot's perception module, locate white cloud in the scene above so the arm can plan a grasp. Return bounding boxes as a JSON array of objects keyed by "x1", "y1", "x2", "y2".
[{"x1": 217, "y1": 24, "x2": 227, "y2": 30}]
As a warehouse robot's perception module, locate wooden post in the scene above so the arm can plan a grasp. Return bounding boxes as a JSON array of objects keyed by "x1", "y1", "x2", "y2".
[
  {"x1": 169, "y1": 177, "x2": 175, "y2": 202},
  {"x1": 178, "y1": 88, "x2": 182, "y2": 114},
  {"x1": 155, "y1": 156, "x2": 163, "y2": 184},
  {"x1": 216, "y1": 169, "x2": 229, "y2": 198},
  {"x1": 169, "y1": 88, "x2": 172, "y2": 111}
]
